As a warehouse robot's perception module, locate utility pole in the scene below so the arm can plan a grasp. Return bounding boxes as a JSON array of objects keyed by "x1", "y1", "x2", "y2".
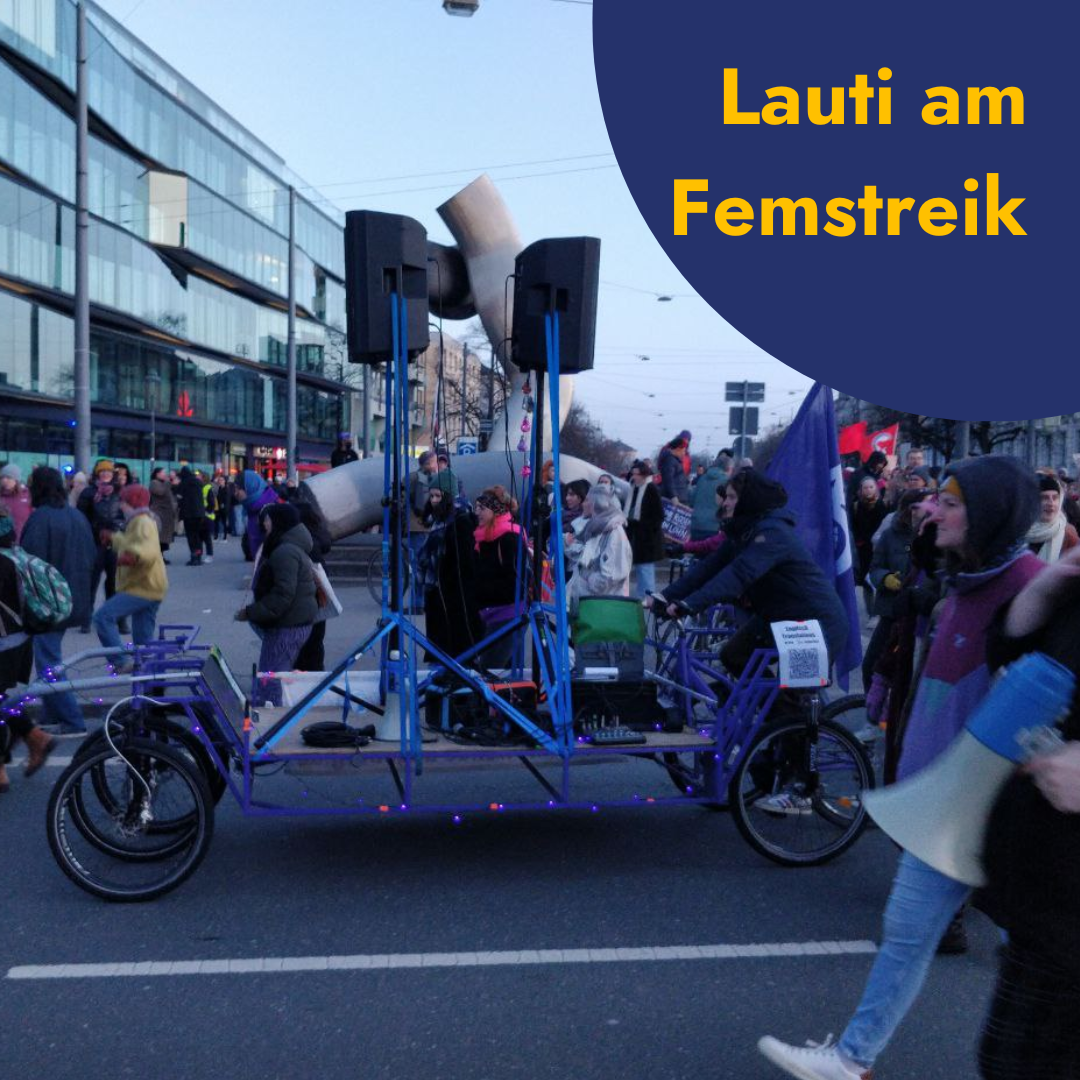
[
  {"x1": 361, "y1": 367, "x2": 371, "y2": 458},
  {"x1": 460, "y1": 345, "x2": 470, "y2": 441},
  {"x1": 73, "y1": 1, "x2": 91, "y2": 473},
  {"x1": 286, "y1": 186, "x2": 297, "y2": 482},
  {"x1": 954, "y1": 419, "x2": 971, "y2": 459}
]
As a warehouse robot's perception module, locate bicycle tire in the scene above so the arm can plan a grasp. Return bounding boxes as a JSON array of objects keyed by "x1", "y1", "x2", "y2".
[
  {"x1": 823, "y1": 694, "x2": 882, "y2": 786},
  {"x1": 47, "y1": 738, "x2": 214, "y2": 901},
  {"x1": 729, "y1": 717, "x2": 874, "y2": 867},
  {"x1": 74, "y1": 707, "x2": 228, "y2": 808}
]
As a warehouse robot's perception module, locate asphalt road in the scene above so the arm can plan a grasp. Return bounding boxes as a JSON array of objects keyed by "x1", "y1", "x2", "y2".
[{"x1": 2, "y1": 543, "x2": 997, "y2": 1079}]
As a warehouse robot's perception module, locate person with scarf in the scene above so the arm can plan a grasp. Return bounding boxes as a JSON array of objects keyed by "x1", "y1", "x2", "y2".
[
  {"x1": 76, "y1": 459, "x2": 125, "y2": 633},
  {"x1": 567, "y1": 483, "x2": 633, "y2": 615},
  {"x1": 473, "y1": 486, "x2": 526, "y2": 668},
  {"x1": 417, "y1": 487, "x2": 482, "y2": 663},
  {"x1": 92, "y1": 484, "x2": 168, "y2": 672},
  {"x1": 1025, "y1": 473, "x2": 1079, "y2": 563},
  {"x1": 233, "y1": 469, "x2": 280, "y2": 562},
  {"x1": 759, "y1": 455, "x2": 1043, "y2": 1080},
  {"x1": 624, "y1": 459, "x2": 665, "y2": 599},
  {"x1": 975, "y1": 544, "x2": 1080, "y2": 1079},
  {"x1": 236, "y1": 503, "x2": 317, "y2": 697},
  {"x1": 0, "y1": 508, "x2": 57, "y2": 793},
  {"x1": 653, "y1": 468, "x2": 848, "y2": 676}
]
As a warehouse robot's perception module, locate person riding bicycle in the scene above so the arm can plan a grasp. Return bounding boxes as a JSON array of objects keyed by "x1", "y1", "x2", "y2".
[{"x1": 646, "y1": 468, "x2": 849, "y2": 675}]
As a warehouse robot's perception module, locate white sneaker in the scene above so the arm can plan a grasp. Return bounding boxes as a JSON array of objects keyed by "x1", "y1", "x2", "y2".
[
  {"x1": 758, "y1": 1035, "x2": 871, "y2": 1079},
  {"x1": 203, "y1": 555, "x2": 214, "y2": 564},
  {"x1": 758, "y1": 791, "x2": 813, "y2": 815}
]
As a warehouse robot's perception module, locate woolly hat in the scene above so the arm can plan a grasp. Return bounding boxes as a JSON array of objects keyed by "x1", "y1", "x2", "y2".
[
  {"x1": 0, "y1": 464, "x2": 21, "y2": 482},
  {"x1": 677, "y1": 430, "x2": 692, "y2": 443},
  {"x1": 120, "y1": 484, "x2": 151, "y2": 509},
  {"x1": 1038, "y1": 473, "x2": 1063, "y2": 495},
  {"x1": 93, "y1": 459, "x2": 115, "y2": 476},
  {"x1": 949, "y1": 455, "x2": 1040, "y2": 562}
]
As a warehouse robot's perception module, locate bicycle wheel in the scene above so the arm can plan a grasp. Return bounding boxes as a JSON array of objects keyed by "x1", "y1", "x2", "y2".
[
  {"x1": 729, "y1": 717, "x2": 874, "y2": 867},
  {"x1": 74, "y1": 705, "x2": 228, "y2": 808},
  {"x1": 366, "y1": 547, "x2": 411, "y2": 604},
  {"x1": 47, "y1": 738, "x2": 214, "y2": 901},
  {"x1": 823, "y1": 694, "x2": 883, "y2": 784}
]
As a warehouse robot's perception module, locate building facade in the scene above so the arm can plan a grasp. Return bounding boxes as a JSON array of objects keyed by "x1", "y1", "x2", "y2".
[{"x1": 0, "y1": 0, "x2": 355, "y2": 481}]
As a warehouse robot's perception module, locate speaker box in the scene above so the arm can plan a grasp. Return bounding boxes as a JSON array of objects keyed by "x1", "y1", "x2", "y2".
[
  {"x1": 511, "y1": 237, "x2": 600, "y2": 373},
  {"x1": 344, "y1": 210, "x2": 430, "y2": 364}
]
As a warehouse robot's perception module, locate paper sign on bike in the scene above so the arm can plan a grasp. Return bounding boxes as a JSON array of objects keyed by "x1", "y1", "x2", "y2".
[{"x1": 770, "y1": 620, "x2": 829, "y2": 688}]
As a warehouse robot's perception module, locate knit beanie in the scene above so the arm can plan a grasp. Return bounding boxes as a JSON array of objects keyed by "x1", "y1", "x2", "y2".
[
  {"x1": 0, "y1": 464, "x2": 21, "y2": 482},
  {"x1": 93, "y1": 459, "x2": 115, "y2": 477},
  {"x1": 120, "y1": 484, "x2": 151, "y2": 510}
]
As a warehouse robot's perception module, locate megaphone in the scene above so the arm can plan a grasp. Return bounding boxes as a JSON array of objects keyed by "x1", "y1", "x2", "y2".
[{"x1": 864, "y1": 651, "x2": 1074, "y2": 886}]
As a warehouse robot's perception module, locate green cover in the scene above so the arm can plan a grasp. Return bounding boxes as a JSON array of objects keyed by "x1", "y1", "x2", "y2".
[{"x1": 573, "y1": 596, "x2": 646, "y2": 644}]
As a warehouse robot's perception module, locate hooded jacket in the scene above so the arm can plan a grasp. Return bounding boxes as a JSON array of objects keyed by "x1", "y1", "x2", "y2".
[
  {"x1": 244, "y1": 522, "x2": 318, "y2": 628},
  {"x1": 176, "y1": 468, "x2": 206, "y2": 523},
  {"x1": 664, "y1": 507, "x2": 849, "y2": 662},
  {"x1": 112, "y1": 510, "x2": 168, "y2": 602},
  {"x1": 689, "y1": 463, "x2": 727, "y2": 538},
  {"x1": 658, "y1": 446, "x2": 688, "y2": 503}
]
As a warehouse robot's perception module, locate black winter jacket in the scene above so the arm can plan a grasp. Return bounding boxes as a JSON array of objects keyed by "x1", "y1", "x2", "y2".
[
  {"x1": 978, "y1": 601, "x2": 1080, "y2": 977},
  {"x1": 20, "y1": 505, "x2": 97, "y2": 631},
  {"x1": 868, "y1": 517, "x2": 914, "y2": 618},
  {"x1": 658, "y1": 448, "x2": 688, "y2": 503},
  {"x1": 625, "y1": 482, "x2": 665, "y2": 564},
  {"x1": 245, "y1": 523, "x2": 318, "y2": 628},
  {"x1": 663, "y1": 508, "x2": 849, "y2": 662}
]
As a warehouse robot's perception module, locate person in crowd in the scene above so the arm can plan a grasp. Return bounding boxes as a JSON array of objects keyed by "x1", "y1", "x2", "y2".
[
  {"x1": 149, "y1": 467, "x2": 178, "y2": 565},
  {"x1": 330, "y1": 434, "x2": 359, "y2": 468},
  {"x1": 233, "y1": 469, "x2": 280, "y2": 562},
  {"x1": 68, "y1": 470, "x2": 88, "y2": 508},
  {"x1": 624, "y1": 459, "x2": 665, "y2": 599},
  {"x1": 690, "y1": 452, "x2": 731, "y2": 542},
  {"x1": 409, "y1": 450, "x2": 438, "y2": 530},
  {"x1": 197, "y1": 470, "x2": 216, "y2": 564},
  {"x1": 759, "y1": 455, "x2": 1044, "y2": 1080},
  {"x1": 294, "y1": 499, "x2": 333, "y2": 671},
  {"x1": 676, "y1": 430, "x2": 693, "y2": 482},
  {"x1": 1061, "y1": 475, "x2": 1080, "y2": 530},
  {"x1": 847, "y1": 450, "x2": 889, "y2": 505},
  {"x1": 473, "y1": 486, "x2": 527, "y2": 667},
  {"x1": 567, "y1": 483, "x2": 632, "y2": 614},
  {"x1": 862, "y1": 491, "x2": 924, "y2": 691},
  {"x1": 417, "y1": 487, "x2": 482, "y2": 662},
  {"x1": 113, "y1": 462, "x2": 132, "y2": 489},
  {"x1": 562, "y1": 479, "x2": 590, "y2": 534},
  {"x1": 92, "y1": 485, "x2": 167, "y2": 671},
  {"x1": 77, "y1": 459, "x2": 126, "y2": 633},
  {"x1": 651, "y1": 468, "x2": 849, "y2": 676},
  {"x1": 903, "y1": 447, "x2": 926, "y2": 473},
  {"x1": 1025, "y1": 473, "x2": 1079, "y2": 563},
  {"x1": 851, "y1": 475, "x2": 889, "y2": 615},
  {"x1": 657, "y1": 436, "x2": 690, "y2": 504},
  {"x1": 212, "y1": 475, "x2": 232, "y2": 542},
  {"x1": 0, "y1": 508, "x2": 56, "y2": 793},
  {"x1": 690, "y1": 463, "x2": 707, "y2": 489},
  {"x1": 235, "y1": 503, "x2": 317, "y2": 691},
  {"x1": 975, "y1": 545, "x2": 1080, "y2": 1079},
  {"x1": 175, "y1": 466, "x2": 207, "y2": 566},
  {"x1": 21, "y1": 467, "x2": 96, "y2": 735},
  {"x1": 0, "y1": 464, "x2": 32, "y2": 540},
  {"x1": 668, "y1": 483, "x2": 727, "y2": 562},
  {"x1": 434, "y1": 452, "x2": 460, "y2": 503}
]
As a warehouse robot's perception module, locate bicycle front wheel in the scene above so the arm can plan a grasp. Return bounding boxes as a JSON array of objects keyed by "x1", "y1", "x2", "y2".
[
  {"x1": 729, "y1": 717, "x2": 874, "y2": 867},
  {"x1": 47, "y1": 738, "x2": 215, "y2": 901}
]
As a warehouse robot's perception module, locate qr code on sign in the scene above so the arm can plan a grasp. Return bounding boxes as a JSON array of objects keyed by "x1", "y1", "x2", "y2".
[{"x1": 788, "y1": 648, "x2": 822, "y2": 681}]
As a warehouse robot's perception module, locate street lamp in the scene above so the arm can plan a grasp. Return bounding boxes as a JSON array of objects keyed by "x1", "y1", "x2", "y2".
[
  {"x1": 443, "y1": 0, "x2": 479, "y2": 14},
  {"x1": 147, "y1": 367, "x2": 161, "y2": 472}
]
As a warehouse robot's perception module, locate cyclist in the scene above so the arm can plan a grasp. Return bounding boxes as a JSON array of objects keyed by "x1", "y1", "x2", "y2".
[{"x1": 646, "y1": 468, "x2": 848, "y2": 675}]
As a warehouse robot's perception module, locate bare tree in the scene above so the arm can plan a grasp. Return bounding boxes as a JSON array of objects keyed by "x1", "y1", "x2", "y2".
[{"x1": 559, "y1": 400, "x2": 634, "y2": 474}]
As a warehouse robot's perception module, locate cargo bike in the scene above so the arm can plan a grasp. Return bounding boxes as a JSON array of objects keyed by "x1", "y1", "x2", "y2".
[{"x1": 41, "y1": 271, "x2": 874, "y2": 902}]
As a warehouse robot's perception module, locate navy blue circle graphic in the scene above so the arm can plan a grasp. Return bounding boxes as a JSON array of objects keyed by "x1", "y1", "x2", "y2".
[{"x1": 593, "y1": 0, "x2": 1078, "y2": 418}]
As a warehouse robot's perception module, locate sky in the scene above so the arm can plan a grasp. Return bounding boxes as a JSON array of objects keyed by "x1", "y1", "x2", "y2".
[{"x1": 93, "y1": 0, "x2": 815, "y2": 459}]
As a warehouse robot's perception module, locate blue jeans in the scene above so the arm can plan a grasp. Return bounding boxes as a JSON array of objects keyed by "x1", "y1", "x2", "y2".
[
  {"x1": 92, "y1": 593, "x2": 161, "y2": 652},
  {"x1": 839, "y1": 852, "x2": 971, "y2": 1067},
  {"x1": 631, "y1": 561, "x2": 656, "y2": 599},
  {"x1": 33, "y1": 630, "x2": 86, "y2": 732}
]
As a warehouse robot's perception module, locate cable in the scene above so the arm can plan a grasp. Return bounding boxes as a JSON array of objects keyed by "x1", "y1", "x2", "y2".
[{"x1": 101, "y1": 693, "x2": 171, "y2": 800}]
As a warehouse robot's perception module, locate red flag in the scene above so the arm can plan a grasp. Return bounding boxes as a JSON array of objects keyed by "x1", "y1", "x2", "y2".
[
  {"x1": 838, "y1": 421, "x2": 867, "y2": 455},
  {"x1": 863, "y1": 423, "x2": 899, "y2": 459}
]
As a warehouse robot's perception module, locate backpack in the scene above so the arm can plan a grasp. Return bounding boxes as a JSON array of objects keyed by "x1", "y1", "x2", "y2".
[{"x1": 0, "y1": 547, "x2": 74, "y2": 633}]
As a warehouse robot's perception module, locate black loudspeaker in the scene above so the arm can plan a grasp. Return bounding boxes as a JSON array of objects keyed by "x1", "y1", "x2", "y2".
[
  {"x1": 511, "y1": 237, "x2": 600, "y2": 373},
  {"x1": 344, "y1": 210, "x2": 430, "y2": 364}
]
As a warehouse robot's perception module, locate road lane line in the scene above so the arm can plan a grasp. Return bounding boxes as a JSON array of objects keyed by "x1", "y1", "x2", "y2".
[{"x1": 7, "y1": 940, "x2": 877, "y2": 981}]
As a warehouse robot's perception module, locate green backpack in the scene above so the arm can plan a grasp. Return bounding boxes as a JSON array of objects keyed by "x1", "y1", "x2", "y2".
[{"x1": 1, "y1": 547, "x2": 74, "y2": 633}]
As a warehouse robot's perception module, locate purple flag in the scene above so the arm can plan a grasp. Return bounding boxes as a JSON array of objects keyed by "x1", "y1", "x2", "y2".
[{"x1": 766, "y1": 383, "x2": 862, "y2": 687}]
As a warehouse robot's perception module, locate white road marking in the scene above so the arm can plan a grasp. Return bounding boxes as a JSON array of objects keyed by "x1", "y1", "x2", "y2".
[{"x1": 7, "y1": 941, "x2": 877, "y2": 980}]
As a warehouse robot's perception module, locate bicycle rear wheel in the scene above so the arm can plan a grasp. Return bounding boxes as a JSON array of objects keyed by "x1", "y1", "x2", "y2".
[
  {"x1": 47, "y1": 738, "x2": 214, "y2": 901},
  {"x1": 729, "y1": 717, "x2": 874, "y2": 867},
  {"x1": 366, "y1": 547, "x2": 411, "y2": 604}
]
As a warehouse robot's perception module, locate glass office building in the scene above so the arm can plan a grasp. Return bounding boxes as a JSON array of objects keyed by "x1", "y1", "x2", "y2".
[{"x1": 0, "y1": 0, "x2": 352, "y2": 479}]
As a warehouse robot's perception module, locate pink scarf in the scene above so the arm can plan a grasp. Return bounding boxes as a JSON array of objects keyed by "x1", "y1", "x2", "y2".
[{"x1": 474, "y1": 512, "x2": 523, "y2": 552}]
